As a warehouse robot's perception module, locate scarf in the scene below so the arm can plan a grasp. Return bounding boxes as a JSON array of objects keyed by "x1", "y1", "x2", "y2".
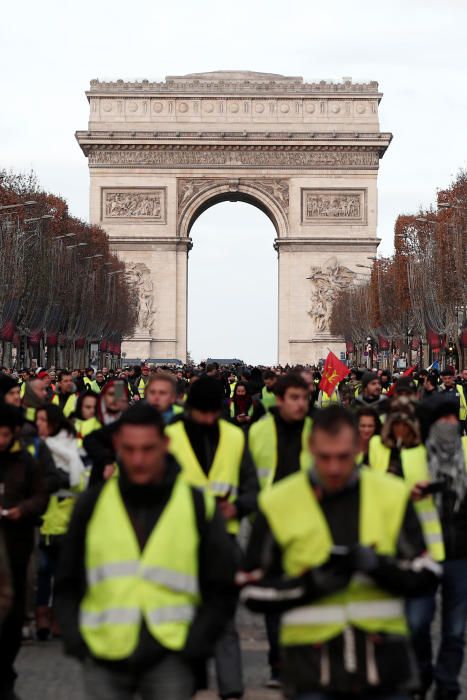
[{"x1": 426, "y1": 422, "x2": 467, "y2": 511}]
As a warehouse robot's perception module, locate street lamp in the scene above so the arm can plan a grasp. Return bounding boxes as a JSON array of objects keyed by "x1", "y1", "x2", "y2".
[
  {"x1": 66, "y1": 242, "x2": 88, "y2": 249},
  {"x1": 23, "y1": 214, "x2": 54, "y2": 223},
  {"x1": 0, "y1": 201, "x2": 37, "y2": 211},
  {"x1": 83, "y1": 254, "x2": 104, "y2": 260},
  {"x1": 54, "y1": 233, "x2": 76, "y2": 240}
]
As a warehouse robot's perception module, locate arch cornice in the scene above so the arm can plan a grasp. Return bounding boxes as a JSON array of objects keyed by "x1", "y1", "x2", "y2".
[{"x1": 177, "y1": 178, "x2": 289, "y2": 238}]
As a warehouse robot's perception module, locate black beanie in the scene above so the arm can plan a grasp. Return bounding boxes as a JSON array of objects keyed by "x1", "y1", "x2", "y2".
[
  {"x1": 0, "y1": 373, "x2": 19, "y2": 397},
  {"x1": 361, "y1": 371, "x2": 380, "y2": 389},
  {"x1": 187, "y1": 376, "x2": 224, "y2": 412}
]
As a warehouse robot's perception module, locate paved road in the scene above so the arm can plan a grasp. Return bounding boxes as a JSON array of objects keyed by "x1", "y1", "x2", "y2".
[{"x1": 16, "y1": 612, "x2": 282, "y2": 700}]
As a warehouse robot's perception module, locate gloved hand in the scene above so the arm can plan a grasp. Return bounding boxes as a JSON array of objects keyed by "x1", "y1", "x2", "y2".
[
  {"x1": 305, "y1": 553, "x2": 353, "y2": 597},
  {"x1": 347, "y1": 544, "x2": 379, "y2": 574}
]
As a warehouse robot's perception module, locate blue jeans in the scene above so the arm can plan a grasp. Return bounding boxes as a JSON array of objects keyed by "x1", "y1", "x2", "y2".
[
  {"x1": 406, "y1": 558, "x2": 467, "y2": 695},
  {"x1": 293, "y1": 694, "x2": 408, "y2": 700}
]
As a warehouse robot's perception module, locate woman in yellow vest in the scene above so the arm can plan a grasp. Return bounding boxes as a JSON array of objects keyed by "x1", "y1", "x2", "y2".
[
  {"x1": 35, "y1": 404, "x2": 85, "y2": 640},
  {"x1": 367, "y1": 398, "x2": 445, "y2": 564},
  {"x1": 356, "y1": 406, "x2": 380, "y2": 465},
  {"x1": 241, "y1": 405, "x2": 440, "y2": 699}
]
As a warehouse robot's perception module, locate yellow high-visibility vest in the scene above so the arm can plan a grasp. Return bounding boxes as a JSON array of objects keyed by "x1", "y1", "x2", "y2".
[
  {"x1": 166, "y1": 419, "x2": 244, "y2": 534},
  {"x1": 260, "y1": 468, "x2": 409, "y2": 647},
  {"x1": 368, "y1": 435, "x2": 445, "y2": 561},
  {"x1": 80, "y1": 476, "x2": 214, "y2": 660},
  {"x1": 261, "y1": 386, "x2": 276, "y2": 412},
  {"x1": 52, "y1": 393, "x2": 77, "y2": 418},
  {"x1": 249, "y1": 413, "x2": 313, "y2": 490}
]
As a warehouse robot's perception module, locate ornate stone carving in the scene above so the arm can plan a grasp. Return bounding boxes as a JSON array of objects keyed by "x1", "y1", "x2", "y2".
[
  {"x1": 125, "y1": 262, "x2": 155, "y2": 333},
  {"x1": 302, "y1": 189, "x2": 366, "y2": 224},
  {"x1": 177, "y1": 178, "x2": 289, "y2": 217},
  {"x1": 307, "y1": 257, "x2": 356, "y2": 333},
  {"x1": 89, "y1": 147, "x2": 379, "y2": 170},
  {"x1": 102, "y1": 189, "x2": 166, "y2": 222}
]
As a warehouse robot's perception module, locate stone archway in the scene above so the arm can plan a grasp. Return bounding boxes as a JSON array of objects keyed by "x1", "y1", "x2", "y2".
[{"x1": 76, "y1": 71, "x2": 392, "y2": 364}]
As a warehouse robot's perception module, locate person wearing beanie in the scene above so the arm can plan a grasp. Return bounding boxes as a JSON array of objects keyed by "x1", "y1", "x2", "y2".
[
  {"x1": 166, "y1": 375, "x2": 259, "y2": 700},
  {"x1": 0, "y1": 404, "x2": 49, "y2": 698},
  {"x1": 0, "y1": 374, "x2": 21, "y2": 407},
  {"x1": 351, "y1": 371, "x2": 388, "y2": 416}
]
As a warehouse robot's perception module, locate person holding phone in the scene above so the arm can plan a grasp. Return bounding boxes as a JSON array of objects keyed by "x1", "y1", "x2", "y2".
[{"x1": 406, "y1": 394, "x2": 467, "y2": 700}]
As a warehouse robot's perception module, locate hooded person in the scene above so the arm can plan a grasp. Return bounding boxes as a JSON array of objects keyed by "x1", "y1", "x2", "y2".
[
  {"x1": 0, "y1": 375, "x2": 21, "y2": 408},
  {"x1": 83, "y1": 379, "x2": 130, "y2": 486},
  {"x1": 22, "y1": 378, "x2": 47, "y2": 425},
  {"x1": 405, "y1": 394, "x2": 467, "y2": 700}
]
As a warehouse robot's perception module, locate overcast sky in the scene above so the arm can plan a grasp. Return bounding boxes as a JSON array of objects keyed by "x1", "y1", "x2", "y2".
[{"x1": 1, "y1": 0, "x2": 466, "y2": 364}]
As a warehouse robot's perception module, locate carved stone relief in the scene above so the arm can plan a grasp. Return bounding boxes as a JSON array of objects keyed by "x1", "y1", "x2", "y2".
[
  {"x1": 302, "y1": 189, "x2": 366, "y2": 224},
  {"x1": 125, "y1": 262, "x2": 155, "y2": 334},
  {"x1": 177, "y1": 178, "x2": 289, "y2": 218},
  {"x1": 308, "y1": 257, "x2": 356, "y2": 333},
  {"x1": 102, "y1": 189, "x2": 166, "y2": 222},
  {"x1": 89, "y1": 148, "x2": 379, "y2": 169}
]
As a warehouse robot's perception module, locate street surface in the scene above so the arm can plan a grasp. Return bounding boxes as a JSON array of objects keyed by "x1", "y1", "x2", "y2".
[{"x1": 17, "y1": 609, "x2": 281, "y2": 700}]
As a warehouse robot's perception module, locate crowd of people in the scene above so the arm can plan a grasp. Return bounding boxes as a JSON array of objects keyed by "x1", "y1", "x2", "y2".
[{"x1": 0, "y1": 360, "x2": 466, "y2": 700}]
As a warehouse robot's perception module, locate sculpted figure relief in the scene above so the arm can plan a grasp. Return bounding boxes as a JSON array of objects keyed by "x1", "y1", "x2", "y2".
[
  {"x1": 125, "y1": 263, "x2": 155, "y2": 333},
  {"x1": 105, "y1": 191, "x2": 163, "y2": 219},
  {"x1": 306, "y1": 193, "x2": 361, "y2": 219},
  {"x1": 308, "y1": 257, "x2": 356, "y2": 333}
]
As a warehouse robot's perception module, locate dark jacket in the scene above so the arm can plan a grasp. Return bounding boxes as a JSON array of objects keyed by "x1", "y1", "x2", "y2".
[
  {"x1": 55, "y1": 457, "x2": 238, "y2": 669},
  {"x1": 83, "y1": 424, "x2": 117, "y2": 486},
  {"x1": 243, "y1": 471, "x2": 439, "y2": 696}
]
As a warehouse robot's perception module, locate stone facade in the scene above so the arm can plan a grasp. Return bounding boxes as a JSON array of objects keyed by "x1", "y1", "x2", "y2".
[{"x1": 76, "y1": 71, "x2": 391, "y2": 364}]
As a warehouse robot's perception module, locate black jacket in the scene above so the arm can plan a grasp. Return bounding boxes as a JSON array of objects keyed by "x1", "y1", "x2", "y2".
[
  {"x1": 243, "y1": 471, "x2": 439, "y2": 695},
  {"x1": 55, "y1": 457, "x2": 238, "y2": 669}
]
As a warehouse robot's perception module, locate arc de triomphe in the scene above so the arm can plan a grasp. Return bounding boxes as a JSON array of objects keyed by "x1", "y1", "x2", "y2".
[{"x1": 76, "y1": 71, "x2": 391, "y2": 364}]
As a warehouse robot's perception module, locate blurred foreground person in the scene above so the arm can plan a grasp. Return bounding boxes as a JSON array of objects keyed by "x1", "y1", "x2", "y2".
[
  {"x1": 243, "y1": 406, "x2": 440, "y2": 700},
  {"x1": 55, "y1": 404, "x2": 237, "y2": 700},
  {"x1": 0, "y1": 404, "x2": 48, "y2": 699}
]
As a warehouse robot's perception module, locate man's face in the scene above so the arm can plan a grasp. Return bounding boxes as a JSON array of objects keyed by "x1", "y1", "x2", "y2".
[
  {"x1": 145, "y1": 380, "x2": 176, "y2": 412},
  {"x1": 462, "y1": 369, "x2": 467, "y2": 382},
  {"x1": 102, "y1": 367, "x2": 109, "y2": 376},
  {"x1": 20, "y1": 372, "x2": 28, "y2": 382},
  {"x1": 104, "y1": 385, "x2": 128, "y2": 414},
  {"x1": 114, "y1": 425, "x2": 168, "y2": 485},
  {"x1": 358, "y1": 415, "x2": 376, "y2": 442},
  {"x1": 441, "y1": 374, "x2": 454, "y2": 388},
  {"x1": 364, "y1": 379, "x2": 381, "y2": 398},
  {"x1": 190, "y1": 408, "x2": 221, "y2": 426},
  {"x1": 86, "y1": 369, "x2": 94, "y2": 378},
  {"x1": 71, "y1": 370, "x2": 79, "y2": 379},
  {"x1": 31, "y1": 381, "x2": 47, "y2": 401},
  {"x1": 5, "y1": 386, "x2": 21, "y2": 408},
  {"x1": 276, "y1": 387, "x2": 309, "y2": 422},
  {"x1": 0, "y1": 426, "x2": 14, "y2": 452},
  {"x1": 310, "y1": 426, "x2": 358, "y2": 492},
  {"x1": 59, "y1": 375, "x2": 74, "y2": 393},
  {"x1": 141, "y1": 367, "x2": 150, "y2": 378},
  {"x1": 264, "y1": 377, "x2": 276, "y2": 390},
  {"x1": 236, "y1": 385, "x2": 247, "y2": 398},
  {"x1": 96, "y1": 372, "x2": 104, "y2": 383}
]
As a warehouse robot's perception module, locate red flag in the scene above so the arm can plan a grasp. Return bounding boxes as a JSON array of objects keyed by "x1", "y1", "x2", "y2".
[
  {"x1": 402, "y1": 365, "x2": 416, "y2": 377},
  {"x1": 319, "y1": 352, "x2": 350, "y2": 397}
]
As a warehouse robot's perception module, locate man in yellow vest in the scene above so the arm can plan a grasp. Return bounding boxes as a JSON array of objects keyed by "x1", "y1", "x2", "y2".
[
  {"x1": 248, "y1": 372, "x2": 312, "y2": 688},
  {"x1": 144, "y1": 373, "x2": 184, "y2": 424},
  {"x1": 55, "y1": 403, "x2": 238, "y2": 700},
  {"x1": 166, "y1": 376, "x2": 259, "y2": 700},
  {"x1": 439, "y1": 366, "x2": 467, "y2": 434},
  {"x1": 52, "y1": 370, "x2": 77, "y2": 418},
  {"x1": 134, "y1": 364, "x2": 151, "y2": 399},
  {"x1": 242, "y1": 405, "x2": 440, "y2": 700}
]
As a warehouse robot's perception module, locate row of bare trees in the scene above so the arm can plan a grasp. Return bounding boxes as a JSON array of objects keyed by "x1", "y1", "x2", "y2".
[
  {"x1": 331, "y1": 169, "x2": 467, "y2": 369},
  {"x1": 0, "y1": 170, "x2": 137, "y2": 367}
]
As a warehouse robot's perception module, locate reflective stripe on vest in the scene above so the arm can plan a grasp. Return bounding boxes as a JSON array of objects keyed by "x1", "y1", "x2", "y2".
[
  {"x1": 80, "y1": 476, "x2": 205, "y2": 660},
  {"x1": 368, "y1": 435, "x2": 445, "y2": 562},
  {"x1": 260, "y1": 468, "x2": 409, "y2": 646},
  {"x1": 166, "y1": 419, "x2": 244, "y2": 534},
  {"x1": 283, "y1": 599, "x2": 405, "y2": 626},
  {"x1": 249, "y1": 413, "x2": 312, "y2": 490}
]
